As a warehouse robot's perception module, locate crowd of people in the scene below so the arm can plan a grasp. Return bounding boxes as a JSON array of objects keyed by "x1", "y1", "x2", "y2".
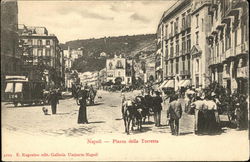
[{"x1": 122, "y1": 82, "x2": 248, "y2": 136}]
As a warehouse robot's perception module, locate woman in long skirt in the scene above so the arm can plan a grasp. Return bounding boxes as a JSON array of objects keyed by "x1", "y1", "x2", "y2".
[{"x1": 77, "y1": 88, "x2": 89, "y2": 124}]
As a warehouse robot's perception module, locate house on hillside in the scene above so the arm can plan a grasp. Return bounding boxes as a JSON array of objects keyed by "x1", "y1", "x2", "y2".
[{"x1": 106, "y1": 54, "x2": 133, "y2": 85}]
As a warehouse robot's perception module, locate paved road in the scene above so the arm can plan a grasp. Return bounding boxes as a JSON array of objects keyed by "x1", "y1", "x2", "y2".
[
  {"x1": 0, "y1": 90, "x2": 241, "y2": 136},
  {"x1": 2, "y1": 90, "x2": 172, "y2": 136},
  {"x1": 2, "y1": 90, "x2": 249, "y2": 161}
]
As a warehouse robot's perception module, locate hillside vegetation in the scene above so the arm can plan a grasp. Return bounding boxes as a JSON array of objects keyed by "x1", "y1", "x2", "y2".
[{"x1": 60, "y1": 34, "x2": 156, "y2": 72}]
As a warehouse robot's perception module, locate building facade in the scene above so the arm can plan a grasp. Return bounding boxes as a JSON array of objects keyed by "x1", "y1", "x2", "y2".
[
  {"x1": 207, "y1": 0, "x2": 249, "y2": 94},
  {"x1": 191, "y1": 0, "x2": 212, "y2": 89},
  {"x1": 18, "y1": 25, "x2": 64, "y2": 87},
  {"x1": 157, "y1": 0, "x2": 248, "y2": 92},
  {"x1": 106, "y1": 55, "x2": 132, "y2": 85},
  {"x1": 157, "y1": 0, "x2": 192, "y2": 90},
  {"x1": 1, "y1": 0, "x2": 22, "y2": 94}
]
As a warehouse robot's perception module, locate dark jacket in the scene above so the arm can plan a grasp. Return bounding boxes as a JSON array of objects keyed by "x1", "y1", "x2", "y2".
[
  {"x1": 48, "y1": 92, "x2": 59, "y2": 105},
  {"x1": 77, "y1": 89, "x2": 88, "y2": 106},
  {"x1": 153, "y1": 96, "x2": 163, "y2": 111},
  {"x1": 167, "y1": 99, "x2": 183, "y2": 120}
]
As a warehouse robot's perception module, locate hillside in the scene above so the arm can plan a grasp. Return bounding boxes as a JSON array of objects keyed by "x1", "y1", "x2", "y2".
[{"x1": 60, "y1": 34, "x2": 156, "y2": 72}]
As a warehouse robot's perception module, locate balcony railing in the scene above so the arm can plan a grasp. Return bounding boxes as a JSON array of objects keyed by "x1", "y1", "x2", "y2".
[
  {"x1": 225, "y1": 48, "x2": 233, "y2": 59},
  {"x1": 180, "y1": 70, "x2": 190, "y2": 76},
  {"x1": 235, "y1": 42, "x2": 248, "y2": 56}
]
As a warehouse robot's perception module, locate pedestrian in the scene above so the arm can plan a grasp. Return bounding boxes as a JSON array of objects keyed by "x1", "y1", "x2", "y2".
[
  {"x1": 167, "y1": 95, "x2": 182, "y2": 136},
  {"x1": 235, "y1": 94, "x2": 248, "y2": 130},
  {"x1": 77, "y1": 86, "x2": 89, "y2": 124},
  {"x1": 152, "y1": 91, "x2": 163, "y2": 127},
  {"x1": 203, "y1": 95, "x2": 221, "y2": 134},
  {"x1": 47, "y1": 89, "x2": 60, "y2": 115}
]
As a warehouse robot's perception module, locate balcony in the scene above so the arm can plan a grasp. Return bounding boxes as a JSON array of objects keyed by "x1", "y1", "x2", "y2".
[
  {"x1": 235, "y1": 42, "x2": 249, "y2": 56},
  {"x1": 180, "y1": 70, "x2": 190, "y2": 76},
  {"x1": 225, "y1": 48, "x2": 234, "y2": 59},
  {"x1": 237, "y1": 66, "x2": 248, "y2": 78}
]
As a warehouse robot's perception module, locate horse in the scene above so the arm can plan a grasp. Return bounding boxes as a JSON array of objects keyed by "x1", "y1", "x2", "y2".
[{"x1": 122, "y1": 99, "x2": 143, "y2": 135}]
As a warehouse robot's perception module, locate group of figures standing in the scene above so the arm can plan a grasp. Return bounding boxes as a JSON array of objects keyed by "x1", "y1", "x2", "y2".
[{"x1": 121, "y1": 82, "x2": 248, "y2": 136}]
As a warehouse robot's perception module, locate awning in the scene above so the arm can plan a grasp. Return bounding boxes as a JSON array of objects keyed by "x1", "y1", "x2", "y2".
[
  {"x1": 159, "y1": 80, "x2": 168, "y2": 89},
  {"x1": 178, "y1": 80, "x2": 185, "y2": 87},
  {"x1": 162, "y1": 80, "x2": 174, "y2": 88},
  {"x1": 15, "y1": 83, "x2": 23, "y2": 92},
  {"x1": 179, "y1": 80, "x2": 191, "y2": 87},
  {"x1": 5, "y1": 83, "x2": 14, "y2": 93}
]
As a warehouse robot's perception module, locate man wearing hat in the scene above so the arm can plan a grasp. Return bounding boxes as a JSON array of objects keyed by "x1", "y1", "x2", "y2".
[
  {"x1": 152, "y1": 90, "x2": 163, "y2": 127},
  {"x1": 167, "y1": 94, "x2": 182, "y2": 135},
  {"x1": 47, "y1": 89, "x2": 60, "y2": 114}
]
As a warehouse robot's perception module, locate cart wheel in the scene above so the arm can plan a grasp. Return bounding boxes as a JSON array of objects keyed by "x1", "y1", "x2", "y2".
[{"x1": 14, "y1": 102, "x2": 18, "y2": 107}]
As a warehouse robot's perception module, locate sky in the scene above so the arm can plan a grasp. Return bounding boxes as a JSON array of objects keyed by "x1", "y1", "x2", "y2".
[{"x1": 18, "y1": 0, "x2": 176, "y2": 43}]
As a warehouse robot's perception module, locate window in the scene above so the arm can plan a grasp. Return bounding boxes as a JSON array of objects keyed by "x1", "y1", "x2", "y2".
[
  {"x1": 165, "y1": 45, "x2": 168, "y2": 58},
  {"x1": 201, "y1": 18, "x2": 204, "y2": 31},
  {"x1": 28, "y1": 39, "x2": 32, "y2": 45},
  {"x1": 166, "y1": 62, "x2": 168, "y2": 76},
  {"x1": 170, "y1": 22, "x2": 173, "y2": 36},
  {"x1": 46, "y1": 40, "x2": 50, "y2": 45},
  {"x1": 176, "y1": 40, "x2": 179, "y2": 55},
  {"x1": 109, "y1": 62, "x2": 113, "y2": 70},
  {"x1": 170, "y1": 43, "x2": 174, "y2": 57},
  {"x1": 116, "y1": 60, "x2": 123, "y2": 69},
  {"x1": 38, "y1": 40, "x2": 42, "y2": 46},
  {"x1": 187, "y1": 35, "x2": 191, "y2": 52},
  {"x1": 196, "y1": 14, "x2": 199, "y2": 28},
  {"x1": 46, "y1": 49, "x2": 51, "y2": 56},
  {"x1": 38, "y1": 49, "x2": 43, "y2": 57},
  {"x1": 176, "y1": 18, "x2": 179, "y2": 33},
  {"x1": 225, "y1": 28, "x2": 231, "y2": 50},
  {"x1": 176, "y1": 60, "x2": 179, "y2": 74},
  {"x1": 171, "y1": 61, "x2": 173, "y2": 74},
  {"x1": 217, "y1": 43, "x2": 219, "y2": 57},
  {"x1": 196, "y1": 59, "x2": 199, "y2": 73},
  {"x1": 234, "y1": 29, "x2": 238, "y2": 47},
  {"x1": 182, "y1": 13, "x2": 186, "y2": 30},
  {"x1": 182, "y1": 37, "x2": 186, "y2": 54},
  {"x1": 182, "y1": 59, "x2": 185, "y2": 71},
  {"x1": 186, "y1": 13, "x2": 191, "y2": 27},
  {"x1": 165, "y1": 25, "x2": 168, "y2": 38},
  {"x1": 196, "y1": 32, "x2": 199, "y2": 45},
  {"x1": 221, "y1": 38, "x2": 224, "y2": 54},
  {"x1": 196, "y1": 77, "x2": 199, "y2": 88}
]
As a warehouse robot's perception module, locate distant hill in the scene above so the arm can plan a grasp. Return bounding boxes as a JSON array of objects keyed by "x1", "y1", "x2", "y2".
[{"x1": 60, "y1": 34, "x2": 156, "y2": 72}]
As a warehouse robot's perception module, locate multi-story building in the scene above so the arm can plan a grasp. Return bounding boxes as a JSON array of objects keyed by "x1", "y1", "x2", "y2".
[
  {"x1": 18, "y1": 24, "x2": 64, "y2": 87},
  {"x1": 207, "y1": 0, "x2": 249, "y2": 94},
  {"x1": 190, "y1": 0, "x2": 212, "y2": 89},
  {"x1": 106, "y1": 54, "x2": 133, "y2": 85},
  {"x1": 157, "y1": 0, "x2": 192, "y2": 90},
  {"x1": 1, "y1": 0, "x2": 22, "y2": 94}
]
